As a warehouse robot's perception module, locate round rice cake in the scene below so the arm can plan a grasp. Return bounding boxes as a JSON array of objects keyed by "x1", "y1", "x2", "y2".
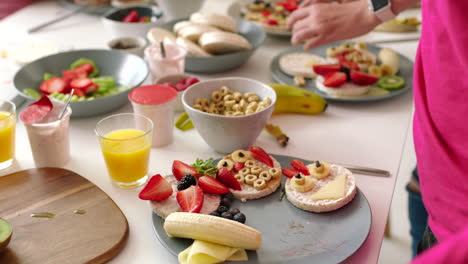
[
  {"x1": 279, "y1": 53, "x2": 327, "y2": 78},
  {"x1": 315, "y1": 75, "x2": 370, "y2": 97},
  {"x1": 285, "y1": 164, "x2": 357, "y2": 213}
]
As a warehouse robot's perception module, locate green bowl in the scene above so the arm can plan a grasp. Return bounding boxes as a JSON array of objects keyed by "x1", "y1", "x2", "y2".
[
  {"x1": 13, "y1": 49, "x2": 149, "y2": 117},
  {"x1": 156, "y1": 18, "x2": 266, "y2": 73}
]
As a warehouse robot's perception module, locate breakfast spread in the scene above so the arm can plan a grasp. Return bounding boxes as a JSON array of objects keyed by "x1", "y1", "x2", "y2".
[
  {"x1": 191, "y1": 86, "x2": 272, "y2": 116},
  {"x1": 282, "y1": 160, "x2": 357, "y2": 213},
  {"x1": 241, "y1": 0, "x2": 299, "y2": 33},
  {"x1": 374, "y1": 17, "x2": 421, "y2": 33}
]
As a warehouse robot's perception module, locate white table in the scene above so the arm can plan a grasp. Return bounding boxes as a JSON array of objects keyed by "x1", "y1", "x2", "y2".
[{"x1": 0, "y1": 1, "x2": 419, "y2": 263}]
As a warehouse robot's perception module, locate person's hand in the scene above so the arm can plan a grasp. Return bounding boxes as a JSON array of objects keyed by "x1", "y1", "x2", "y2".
[{"x1": 287, "y1": 0, "x2": 381, "y2": 50}]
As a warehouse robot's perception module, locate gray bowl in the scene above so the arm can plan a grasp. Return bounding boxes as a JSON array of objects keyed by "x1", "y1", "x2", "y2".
[
  {"x1": 14, "y1": 49, "x2": 149, "y2": 117},
  {"x1": 156, "y1": 18, "x2": 266, "y2": 73}
]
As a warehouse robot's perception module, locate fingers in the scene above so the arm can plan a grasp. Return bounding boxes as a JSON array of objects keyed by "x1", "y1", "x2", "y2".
[
  {"x1": 303, "y1": 35, "x2": 328, "y2": 50},
  {"x1": 300, "y1": 0, "x2": 335, "y2": 7},
  {"x1": 286, "y1": 8, "x2": 310, "y2": 29},
  {"x1": 292, "y1": 16, "x2": 313, "y2": 33},
  {"x1": 291, "y1": 27, "x2": 321, "y2": 46}
]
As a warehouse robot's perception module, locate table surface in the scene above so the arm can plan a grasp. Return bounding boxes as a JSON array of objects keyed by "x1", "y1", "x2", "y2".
[{"x1": 0, "y1": 1, "x2": 419, "y2": 263}]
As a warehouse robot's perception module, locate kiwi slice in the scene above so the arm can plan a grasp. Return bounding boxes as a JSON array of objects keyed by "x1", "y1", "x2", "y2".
[
  {"x1": 0, "y1": 218, "x2": 12, "y2": 252},
  {"x1": 378, "y1": 75, "x2": 405, "y2": 90}
]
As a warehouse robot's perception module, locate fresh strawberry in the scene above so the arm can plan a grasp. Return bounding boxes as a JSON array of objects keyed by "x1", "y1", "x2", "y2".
[
  {"x1": 282, "y1": 168, "x2": 300, "y2": 178},
  {"x1": 290, "y1": 160, "x2": 310, "y2": 175},
  {"x1": 184, "y1": 77, "x2": 200, "y2": 86},
  {"x1": 248, "y1": 146, "x2": 274, "y2": 167},
  {"x1": 216, "y1": 167, "x2": 242, "y2": 191},
  {"x1": 265, "y1": 18, "x2": 279, "y2": 26},
  {"x1": 233, "y1": 162, "x2": 245, "y2": 173},
  {"x1": 73, "y1": 63, "x2": 94, "y2": 75},
  {"x1": 123, "y1": 10, "x2": 139, "y2": 23},
  {"x1": 198, "y1": 176, "x2": 230, "y2": 194},
  {"x1": 172, "y1": 160, "x2": 199, "y2": 181},
  {"x1": 72, "y1": 89, "x2": 86, "y2": 97},
  {"x1": 70, "y1": 78, "x2": 93, "y2": 91},
  {"x1": 261, "y1": 11, "x2": 271, "y2": 17},
  {"x1": 138, "y1": 174, "x2": 173, "y2": 201},
  {"x1": 39, "y1": 77, "x2": 66, "y2": 94},
  {"x1": 313, "y1": 64, "x2": 341, "y2": 76},
  {"x1": 175, "y1": 82, "x2": 187, "y2": 92},
  {"x1": 138, "y1": 16, "x2": 151, "y2": 23},
  {"x1": 62, "y1": 70, "x2": 85, "y2": 82},
  {"x1": 19, "y1": 95, "x2": 53, "y2": 124},
  {"x1": 176, "y1": 185, "x2": 204, "y2": 213},
  {"x1": 85, "y1": 83, "x2": 99, "y2": 94},
  {"x1": 350, "y1": 71, "x2": 379, "y2": 86},
  {"x1": 337, "y1": 56, "x2": 360, "y2": 71},
  {"x1": 323, "y1": 72, "x2": 347, "y2": 87}
]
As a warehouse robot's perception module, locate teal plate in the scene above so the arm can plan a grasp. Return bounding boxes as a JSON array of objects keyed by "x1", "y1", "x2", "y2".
[
  {"x1": 270, "y1": 42, "x2": 413, "y2": 102},
  {"x1": 152, "y1": 154, "x2": 371, "y2": 264}
]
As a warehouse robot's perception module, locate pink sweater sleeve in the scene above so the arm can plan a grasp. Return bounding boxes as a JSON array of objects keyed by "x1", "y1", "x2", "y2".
[{"x1": 411, "y1": 227, "x2": 468, "y2": 264}]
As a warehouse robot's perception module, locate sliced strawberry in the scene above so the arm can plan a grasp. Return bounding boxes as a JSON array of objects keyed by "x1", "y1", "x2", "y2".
[
  {"x1": 39, "y1": 77, "x2": 66, "y2": 95},
  {"x1": 184, "y1": 77, "x2": 200, "y2": 87},
  {"x1": 198, "y1": 176, "x2": 230, "y2": 194},
  {"x1": 261, "y1": 11, "x2": 271, "y2": 17},
  {"x1": 73, "y1": 89, "x2": 86, "y2": 97},
  {"x1": 73, "y1": 63, "x2": 94, "y2": 75},
  {"x1": 323, "y1": 72, "x2": 347, "y2": 87},
  {"x1": 290, "y1": 160, "x2": 310, "y2": 175},
  {"x1": 337, "y1": 57, "x2": 360, "y2": 71},
  {"x1": 70, "y1": 78, "x2": 93, "y2": 91},
  {"x1": 248, "y1": 146, "x2": 274, "y2": 167},
  {"x1": 216, "y1": 167, "x2": 242, "y2": 191},
  {"x1": 233, "y1": 162, "x2": 245, "y2": 173},
  {"x1": 313, "y1": 64, "x2": 341, "y2": 76},
  {"x1": 172, "y1": 160, "x2": 199, "y2": 181},
  {"x1": 123, "y1": 10, "x2": 139, "y2": 23},
  {"x1": 19, "y1": 95, "x2": 53, "y2": 124},
  {"x1": 175, "y1": 83, "x2": 187, "y2": 92},
  {"x1": 265, "y1": 18, "x2": 279, "y2": 26},
  {"x1": 176, "y1": 185, "x2": 204, "y2": 213},
  {"x1": 350, "y1": 71, "x2": 379, "y2": 86},
  {"x1": 138, "y1": 174, "x2": 173, "y2": 201},
  {"x1": 85, "y1": 83, "x2": 98, "y2": 94},
  {"x1": 282, "y1": 168, "x2": 300, "y2": 178}
]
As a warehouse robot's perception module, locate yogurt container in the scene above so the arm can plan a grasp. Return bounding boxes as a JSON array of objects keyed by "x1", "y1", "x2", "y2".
[
  {"x1": 21, "y1": 100, "x2": 71, "y2": 168},
  {"x1": 144, "y1": 43, "x2": 187, "y2": 82},
  {"x1": 129, "y1": 84, "x2": 178, "y2": 147}
]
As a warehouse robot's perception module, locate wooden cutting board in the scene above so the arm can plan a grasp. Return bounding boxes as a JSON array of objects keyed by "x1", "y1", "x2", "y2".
[{"x1": 0, "y1": 168, "x2": 129, "y2": 264}]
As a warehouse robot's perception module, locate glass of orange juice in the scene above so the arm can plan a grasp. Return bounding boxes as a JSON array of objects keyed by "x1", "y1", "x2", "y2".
[
  {"x1": 95, "y1": 113, "x2": 153, "y2": 188},
  {"x1": 0, "y1": 100, "x2": 16, "y2": 170}
]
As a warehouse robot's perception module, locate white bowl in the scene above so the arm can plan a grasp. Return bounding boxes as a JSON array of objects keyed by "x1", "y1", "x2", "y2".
[
  {"x1": 182, "y1": 77, "x2": 276, "y2": 153},
  {"x1": 107, "y1": 36, "x2": 147, "y2": 57},
  {"x1": 155, "y1": 73, "x2": 198, "y2": 112},
  {"x1": 102, "y1": 6, "x2": 164, "y2": 38}
]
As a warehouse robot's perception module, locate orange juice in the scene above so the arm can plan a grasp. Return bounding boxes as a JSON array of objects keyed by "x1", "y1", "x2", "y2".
[
  {"x1": 0, "y1": 111, "x2": 15, "y2": 163},
  {"x1": 100, "y1": 129, "x2": 151, "y2": 186}
]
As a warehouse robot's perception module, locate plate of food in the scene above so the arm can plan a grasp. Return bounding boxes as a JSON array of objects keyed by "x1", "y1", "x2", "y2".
[
  {"x1": 140, "y1": 146, "x2": 371, "y2": 264},
  {"x1": 227, "y1": 0, "x2": 298, "y2": 37},
  {"x1": 271, "y1": 41, "x2": 413, "y2": 102}
]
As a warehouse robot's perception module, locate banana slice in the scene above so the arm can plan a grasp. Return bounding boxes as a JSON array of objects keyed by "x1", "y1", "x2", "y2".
[
  {"x1": 380, "y1": 64, "x2": 394, "y2": 76},
  {"x1": 308, "y1": 161, "x2": 331, "y2": 179},
  {"x1": 190, "y1": 12, "x2": 238, "y2": 33},
  {"x1": 290, "y1": 175, "x2": 315, "y2": 193},
  {"x1": 217, "y1": 159, "x2": 234, "y2": 170},
  {"x1": 178, "y1": 24, "x2": 221, "y2": 42},
  {"x1": 164, "y1": 212, "x2": 262, "y2": 250},
  {"x1": 176, "y1": 37, "x2": 212, "y2": 57},
  {"x1": 199, "y1": 31, "x2": 251, "y2": 55},
  {"x1": 368, "y1": 65, "x2": 382, "y2": 78},
  {"x1": 231, "y1": 150, "x2": 249, "y2": 163},
  {"x1": 147, "y1": 27, "x2": 177, "y2": 44}
]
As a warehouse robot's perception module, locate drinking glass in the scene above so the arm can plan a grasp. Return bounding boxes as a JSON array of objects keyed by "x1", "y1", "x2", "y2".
[{"x1": 0, "y1": 100, "x2": 15, "y2": 170}]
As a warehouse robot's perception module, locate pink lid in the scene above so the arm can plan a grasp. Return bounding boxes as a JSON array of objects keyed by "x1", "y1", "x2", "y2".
[{"x1": 129, "y1": 84, "x2": 177, "y2": 105}]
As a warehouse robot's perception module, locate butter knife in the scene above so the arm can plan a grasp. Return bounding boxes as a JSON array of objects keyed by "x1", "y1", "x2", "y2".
[{"x1": 340, "y1": 164, "x2": 391, "y2": 177}]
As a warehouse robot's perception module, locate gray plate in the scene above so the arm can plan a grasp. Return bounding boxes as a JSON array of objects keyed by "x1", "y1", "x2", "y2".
[
  {"x1": 13, "y1": 49, "x2": 149, "y2": 117},
  {"x1": 270, "y1": 42, "x2": 413, "y2": 102},
  {"x1": 152, "y1": 154, "x2": 371, "y2": 264},
  {"x1": 157, "y1": 18, "x2": 266, "y2": 73}
]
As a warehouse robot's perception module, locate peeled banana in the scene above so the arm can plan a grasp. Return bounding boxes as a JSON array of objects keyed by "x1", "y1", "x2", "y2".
[
  {"x1": 378, "y1": 48, "x2": 400, "y2": 75},
  {"x1": 269, "y1": 83, "x2": 327, "y2": 114},
  {"x1": 164, "y1": 212, "x2": 262, "y2": 250}
]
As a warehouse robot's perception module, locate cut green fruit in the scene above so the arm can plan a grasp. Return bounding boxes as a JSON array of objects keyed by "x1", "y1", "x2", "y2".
[
  {"x1": 0, "y1": 218, "x2": 12, "y2": 252},
  {"x1": 23, "y1": 89, "x2": 42, "y2": 99},
  {"x1": 378, "y1": 75, "x2": 405, "y2": 90}
]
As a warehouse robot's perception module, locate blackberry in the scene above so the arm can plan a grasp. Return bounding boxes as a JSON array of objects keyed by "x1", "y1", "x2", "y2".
[
  {"x1": 233, "y1": 213, "x2": 246, "y2": 224},
  {"x1": 221, "y1": 212, "x2": 233, "y2": 220},
  {"x1": 340, "y1": 66, "x2": 351, "y2": 81},
  {"x1": 229, "y1": 208, "x2": 240, "y2": 215},
  {"x1": 177, "y1": 174, "x2": 196, "y2": 191},
  {"x1": 223, "y1": 192, "x2": 234, "y2": 201},
  {"x1": 220, "y1": 197, "x2": 232, "y2": 208},
  {"x1": 217, "y1": 206, "x2": 229, "y2": 214}
]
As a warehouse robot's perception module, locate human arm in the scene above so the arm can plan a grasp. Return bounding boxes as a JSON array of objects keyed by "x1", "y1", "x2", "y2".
[
  {"x1": 287, "y1": 0, "x2": 419, "y2": 49},
  {"x1": 411, "y1": 226, "x2": 468, "y2": 263}
]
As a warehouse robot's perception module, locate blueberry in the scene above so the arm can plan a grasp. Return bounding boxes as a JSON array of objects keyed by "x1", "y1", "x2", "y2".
[
  {"x1": 233, "y1": 213, "x2": 246, "y2": 224},
  {"x1": 229, "y1": 208, "x2": 241, "y2": 215},
  {"x1": 217, "y1": 206, "x2": 229, "y2": 214},
  {"x1": 221, "y1": 198, "x2": 232, "y2": 208},
  {"x1": 223, "y1": 192, "x2": 234, "y2": 201},
  {"x1": 221, "y1": 212, "x2": 233, "y2": 220},
  {"x1": 210, "y1": 211, "x2": 220, "y2": 217}
]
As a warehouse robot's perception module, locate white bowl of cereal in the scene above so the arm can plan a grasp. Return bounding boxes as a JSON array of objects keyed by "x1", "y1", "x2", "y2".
[{"x1": 182, "y1": 77, "x2": 276, "y2": 153}]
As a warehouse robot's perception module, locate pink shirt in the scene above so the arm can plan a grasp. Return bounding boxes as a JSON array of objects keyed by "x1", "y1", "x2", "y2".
[{"x1": 412, "y1": 0, "x2": 468, "y2": 262}]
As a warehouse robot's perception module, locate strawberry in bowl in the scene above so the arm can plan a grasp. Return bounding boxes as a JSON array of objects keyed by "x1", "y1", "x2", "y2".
[
  {"x1": 155, "y1": 74, "x2": 200, "y2": 112},
  {"x1": 313, "y1": 64, "x2": 378, "y2": 97}
]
